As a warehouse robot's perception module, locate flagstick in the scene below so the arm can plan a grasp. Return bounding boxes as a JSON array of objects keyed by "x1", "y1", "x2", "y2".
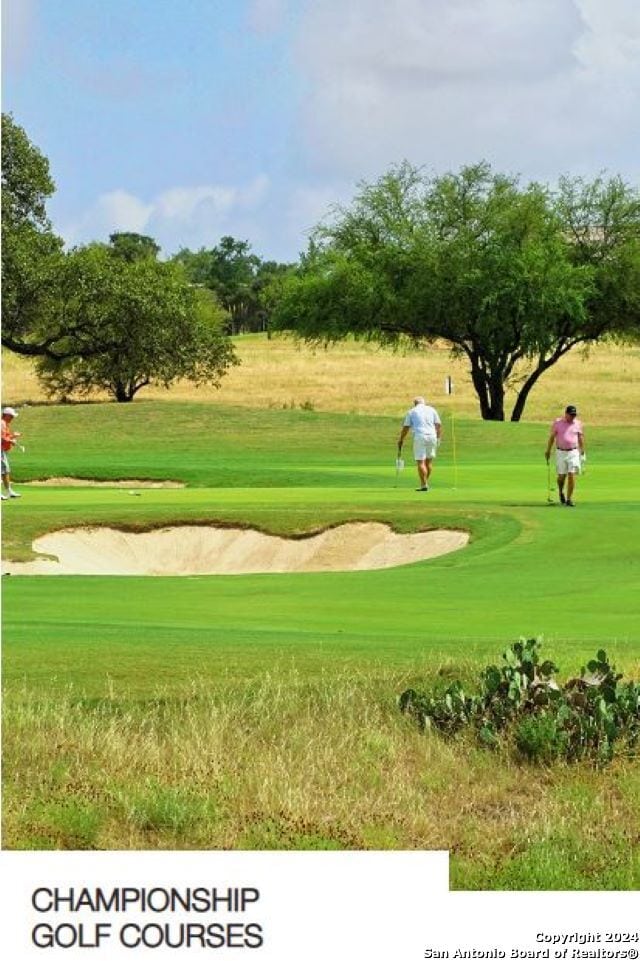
[{"x1": 445, "y1": 375, "x2": 457, "y2": 490}]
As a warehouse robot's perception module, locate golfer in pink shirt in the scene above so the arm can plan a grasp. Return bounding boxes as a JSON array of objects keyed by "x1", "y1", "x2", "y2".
[{"x1": 545, "y1": 405, "x2": 585, "y2": 507}]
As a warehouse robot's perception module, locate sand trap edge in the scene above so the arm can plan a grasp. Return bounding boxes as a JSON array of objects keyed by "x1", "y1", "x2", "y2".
[
  {"x1": 2, "y1": 522, "x2": 469, "y2": 576},
  {"x1": 25, "y1": 478, "x2": 185, "y2": 488}
]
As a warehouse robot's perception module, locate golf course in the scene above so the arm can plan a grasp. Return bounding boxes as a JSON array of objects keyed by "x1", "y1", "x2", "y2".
[{"x1": 2, "y1": 337, "x2": 639, "y2": 890}]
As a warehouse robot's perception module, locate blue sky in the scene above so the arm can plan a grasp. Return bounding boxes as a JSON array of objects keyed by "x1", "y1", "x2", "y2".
[{"x1": 3, "y1": 0, "x2": 639, "y2": 262}]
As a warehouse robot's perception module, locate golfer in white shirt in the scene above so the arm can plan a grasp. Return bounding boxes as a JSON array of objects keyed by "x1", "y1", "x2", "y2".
[{"x1": 397, "y1": 396, "x2": 442, "y2": 492}]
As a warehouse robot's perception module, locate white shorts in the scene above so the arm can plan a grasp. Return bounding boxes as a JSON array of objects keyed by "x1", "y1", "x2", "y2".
[
  {"x1": 413, "y1": 435, "x2": 438, "y2": 461},
  {"x1": 556, "y1": 448, "x2": 581, "y2": 475}
]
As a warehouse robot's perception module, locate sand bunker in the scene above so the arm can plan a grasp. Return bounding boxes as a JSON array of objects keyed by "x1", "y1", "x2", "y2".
[
  {"x1": 26, "y1": 478, "x2": 184, "y2": 488},
  {"x1": 2, "y1": 523, "x2": 468, "y2": 576}
]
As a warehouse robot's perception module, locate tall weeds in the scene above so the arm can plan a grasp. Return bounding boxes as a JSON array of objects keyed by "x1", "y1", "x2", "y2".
[{"x1": 4, "y1": 669, "x2": 638, "y2": 889}]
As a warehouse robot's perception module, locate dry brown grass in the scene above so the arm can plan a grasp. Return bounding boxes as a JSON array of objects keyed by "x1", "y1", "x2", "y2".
[
  {"x1": 3, "y1": 335, "x2": 639, "y2": 424},
  {"x1": 3, "y1": 673, "x2": 638, "y2": 888}
]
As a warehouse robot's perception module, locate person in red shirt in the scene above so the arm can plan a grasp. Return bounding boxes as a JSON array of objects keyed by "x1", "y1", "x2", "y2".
[
  {"x1": 544, "y1": 404, "x2": 585, "y2": 507},
  {"x1": 1, "y1": 406, "x2": 22, "y2": 500}
]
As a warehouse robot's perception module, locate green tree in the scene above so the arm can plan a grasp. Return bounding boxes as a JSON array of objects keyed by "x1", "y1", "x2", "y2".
[
  {"x1": 1, "y1": 113, "x2": 65, "y2": 357},
  {"x1": 108, "y1": 231, "x2": 160, "y2": 262},
  {"x1": 555, "y1": 174, "x2": 640, "y2": 339},
  {"x1": 505, "y1": 173, "x2": 640, "y2": 419},
  {"x1": 207, "y1": 236, "x2": 261, "y2": 334},
  {"x1": 35, "y1": 246, "x2": 238, "y2": 402},
  {"x1": 172, "y1": 237, "x2": 293, "y2": 335},
  {"x1": 271, "y1": 162, "x2": 640, "y2": 421},
  {"x1": 254, "y1": 259, "x2": 294, "y2": 335},
  {"x1": 171, "y1": 246, "x2": 214, "y2": 285}
]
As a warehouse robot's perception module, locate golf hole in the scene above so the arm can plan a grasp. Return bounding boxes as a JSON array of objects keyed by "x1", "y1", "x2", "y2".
[{"x1": 3, "y1": 523, "x2": 469, "y2": 576}]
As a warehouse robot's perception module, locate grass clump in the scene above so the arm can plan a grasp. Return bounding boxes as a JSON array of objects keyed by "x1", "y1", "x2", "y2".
[{"x1": 400, "y1": 639, "x2": 640, "y2": 764}]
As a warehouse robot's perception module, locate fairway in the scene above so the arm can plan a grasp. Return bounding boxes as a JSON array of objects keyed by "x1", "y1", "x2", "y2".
[{"x1": 2, "y1": 399, "x2": 639, "y2": 889}]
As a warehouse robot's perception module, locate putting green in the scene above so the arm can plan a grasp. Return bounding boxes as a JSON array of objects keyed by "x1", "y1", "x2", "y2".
[{"x1": 2, "y1": 403, "x2": 638, "y2": 694}]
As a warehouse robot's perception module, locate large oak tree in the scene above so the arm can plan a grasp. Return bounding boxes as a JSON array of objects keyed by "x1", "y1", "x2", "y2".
[
  {"x1": 2, "y1": 115, "x2": 238, "y2": 400},
  {"x1": 35, "y1": 244, "x2": 237, "y2": 402},
  {"x1": 1, "y1": 113, "x2": 66, "y2": 357},
  {"x1": 270, "y1": 162, "x2": 640, "y2": 421}
]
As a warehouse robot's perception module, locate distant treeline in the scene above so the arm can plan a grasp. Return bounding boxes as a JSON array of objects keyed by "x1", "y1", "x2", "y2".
[{"x1": 171, "y1": 237, "x2": 293, "y2": 336}]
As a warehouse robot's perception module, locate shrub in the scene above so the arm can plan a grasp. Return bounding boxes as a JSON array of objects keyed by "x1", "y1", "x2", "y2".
[
  {"x1": 400, "y1": 639, "x2": 640, "y2": 765},
  {"x1": 514, "y1": 714, "x2": 567, "y2": 764}
]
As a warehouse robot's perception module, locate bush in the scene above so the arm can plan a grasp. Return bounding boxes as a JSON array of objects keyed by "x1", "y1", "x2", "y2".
[
  {"x1": 400, "y1": 639, "x2": 640, "y2": 765},
  {"x1": 514, "y1": 714, "x2": 567, "y2": 764}
]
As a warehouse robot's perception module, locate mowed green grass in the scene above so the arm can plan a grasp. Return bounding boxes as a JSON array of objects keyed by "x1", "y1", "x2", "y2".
[
  {"x1": 2, "y1": 401, "x2": 639, "y2": 888},
  {"x1": 3, "y1": 402, "x2": 638, "y2": 678}
]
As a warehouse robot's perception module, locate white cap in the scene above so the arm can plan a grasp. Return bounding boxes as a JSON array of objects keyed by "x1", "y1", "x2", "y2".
[
  {"x1": 413, "y1": 396, "x2": 425, "y2": 405},
  {"x1": 2, "y1": 407, "x2": 17, "y2": 417}
]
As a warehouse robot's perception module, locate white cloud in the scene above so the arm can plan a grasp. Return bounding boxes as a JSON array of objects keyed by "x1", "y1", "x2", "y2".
[
  {"x1": 237, "y1": 174, "x2": 271, "y2": 208},
  {"x1": 1, "y1": 0, "x2": 37, "y2": 72},
  {"x1": 283, "y1": 183, "x2": 350, "y2": 243},
  {"x1": 96, "y1": 190, "x2": 153, "y2": 233},
  {"x1": 575, "y1": 0, "x2": 640, "y2": 72},
  {"x1": 153, "y1": 186, "x2": 237, "y2": 222},
  {"x1": 247, "y1": 0, "x2": 288, "y2": 34},
  {"x1": 291, "y1": 0, "x2": 640, "y2": 181},
  {"x1": 571, "y1": 0, "x2": 640, "y2": 126},
  {"x1": 60, "y1": 176, "x2": 271, "y2": 254}
]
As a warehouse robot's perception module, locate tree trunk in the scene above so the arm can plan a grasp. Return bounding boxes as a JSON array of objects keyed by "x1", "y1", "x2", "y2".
[
  {"x1": 509, "y1": 342, "x2": 580, "y2": 421},
  {"x1": 468, "y1": 353, "x2": 506, "y2": 420},
  {"x1": 510, "y1": 368, "x2": 544, "y2": 422},
  {"x1": 487, "y1": 372, "x2": 505, "y2": 420},
  {"x1": 113, "y1": 381, "x2": 135, "y2": 402}
]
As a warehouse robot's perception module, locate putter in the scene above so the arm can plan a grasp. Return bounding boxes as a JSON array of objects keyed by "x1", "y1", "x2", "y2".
[
  {"x1": 546, "y1": 460, "x2": 555, "y2": 505},
  {"x1": 395, "y1": 453, "x2": 405, "y2": 487}
]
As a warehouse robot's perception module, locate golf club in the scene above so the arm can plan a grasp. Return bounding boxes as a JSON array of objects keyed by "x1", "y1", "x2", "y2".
[
  {"x1": 546, "y1": 460, "x2": 555, "y2": 504},
  {"x1": 395, "y1": 451, "x2": 405, "y2": 487}
]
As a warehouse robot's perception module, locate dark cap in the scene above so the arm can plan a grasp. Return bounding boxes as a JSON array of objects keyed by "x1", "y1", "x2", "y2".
[{"x1": 565, "y1": 405, "x2": 577, "y2": 415}]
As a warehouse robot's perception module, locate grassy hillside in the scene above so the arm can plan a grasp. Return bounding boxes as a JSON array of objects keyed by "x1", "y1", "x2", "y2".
[{"x1": 3, "y1": 333, "x2": 640, "y2": 423}]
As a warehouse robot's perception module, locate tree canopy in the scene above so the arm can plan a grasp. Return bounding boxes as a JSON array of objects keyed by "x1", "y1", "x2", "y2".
[
  {"x1": 270, "y1": 162, "x2": 640, "y2": 420},
  {"x1": 6, "y1": 115, "x2": 637, "y2": 416},
  {"x1": 2, "y1": 115, "x2": 238, "y2": 401},
  {"x1": 1, "y1": 113, "x2": 65, "y2": 357},
  {"x1": 108, "y1": 231, "x2": 161, "y2": 262},
  {"x1": 172, "y1": 237, "x2": 292, "y2": 335},
  {"x1": 36, "y1": 245, "x2": 237, "y2": 402}
]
